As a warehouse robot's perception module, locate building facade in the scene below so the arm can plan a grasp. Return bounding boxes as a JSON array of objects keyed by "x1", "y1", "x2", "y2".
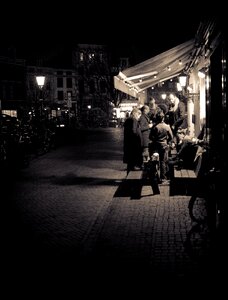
[{"x1": 0, "y1": 55, "x2": 26, "y2": 118}]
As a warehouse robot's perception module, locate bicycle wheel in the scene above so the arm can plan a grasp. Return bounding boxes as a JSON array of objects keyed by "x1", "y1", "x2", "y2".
[
  {"x1": 184, "y1": 222, "x2": 212, "y2": 260},
  {"x1": 188, "y1": 195, "x2": 208, "y2": 223}
]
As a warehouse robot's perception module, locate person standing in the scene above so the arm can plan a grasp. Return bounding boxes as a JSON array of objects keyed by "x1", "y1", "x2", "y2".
[
  {"x1": 148, "y1": 97, "x2": 159, "y2": 123},
  {"x1": 167, "y1": 93, "x2": 187, "y2": 135},
  {"x1": 139, "y1": 105, "x2": 152, "y2": 163},
  {"x1": 123, "y1": 107, "x2": 143, "y2": 173},
  {"x1": 149, "y1": 110, "x2": 173, "y2": 184}
]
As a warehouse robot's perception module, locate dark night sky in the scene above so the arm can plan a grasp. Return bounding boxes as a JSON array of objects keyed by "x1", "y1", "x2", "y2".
[{"x1": 1, "y1": 3, "x2": 222, "y2": 64}]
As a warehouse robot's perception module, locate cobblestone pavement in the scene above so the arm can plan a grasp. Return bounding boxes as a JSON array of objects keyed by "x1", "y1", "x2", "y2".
[{"x1": 1, "y1": 128, "x2": 224, "y2": 295}]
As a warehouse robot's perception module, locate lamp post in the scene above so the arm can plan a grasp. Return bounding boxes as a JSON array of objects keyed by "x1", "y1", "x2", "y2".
[{"x1": 35, "y1": 75, "x2": 46, "y2": 117}]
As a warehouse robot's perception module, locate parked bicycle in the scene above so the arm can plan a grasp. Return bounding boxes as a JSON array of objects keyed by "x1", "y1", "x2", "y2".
[{"x1": 188, "y1": 162, "x2": 222, "y2": 233}]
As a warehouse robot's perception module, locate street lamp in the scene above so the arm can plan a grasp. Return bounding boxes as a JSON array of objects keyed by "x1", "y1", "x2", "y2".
[
  {"x1": 35, "y1": 75, "x2": 46, "y2": 117},
  {"x1": 178, "y1": 71, "x2": 188, "y2": 87},
  {"x1": 36, "y1": 76, "x2": 45, "y2": 89}
]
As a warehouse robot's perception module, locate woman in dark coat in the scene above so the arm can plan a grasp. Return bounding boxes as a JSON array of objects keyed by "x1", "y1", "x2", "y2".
[
  {"x1": 138, "y1": 105, "x2": 152, "y2": 162},
  {"x1": 123, "y1": 107, "x2": 143, "y2": 173}
]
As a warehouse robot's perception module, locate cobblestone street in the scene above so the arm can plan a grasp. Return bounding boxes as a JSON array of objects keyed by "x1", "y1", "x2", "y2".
[{"x1": 2, "y1": 128, "x2": 224, "y2": 295}]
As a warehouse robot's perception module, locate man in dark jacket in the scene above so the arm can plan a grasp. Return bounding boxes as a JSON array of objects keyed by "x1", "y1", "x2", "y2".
[
  {"x1": 167, "y1": 93, "x2": 187, "y2": 134},
  {"x1": 149, "y1": 111, "x2": 173, "y2": 183}
]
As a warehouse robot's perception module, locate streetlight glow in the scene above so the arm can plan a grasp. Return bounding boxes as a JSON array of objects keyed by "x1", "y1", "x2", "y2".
[
  {"x1": 178, "y1": 72, "x2": 187, "y2": 87},
  {"x1": 35, "y1": 75, "x2": 46, "y2": 117},
  {"x1": 36, "y1": 76, "x2": 46, "y2": 88}
]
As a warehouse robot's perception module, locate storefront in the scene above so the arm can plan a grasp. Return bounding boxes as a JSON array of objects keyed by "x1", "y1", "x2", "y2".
[
  {"x1": 114, "y1": 18, "x2": 224, "y2": 139},
  {"x1": 114, "y1": 16, "x2": 227, "y2": 232}
]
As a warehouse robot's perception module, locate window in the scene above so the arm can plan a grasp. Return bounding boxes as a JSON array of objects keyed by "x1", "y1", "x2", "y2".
[
  {"x1": 66, "y1": 78, "x2": 72, "y2": 88},
  {"x1": 89, "y1": 80, "x2": 95, "y2": 93},
  {"x1": 88, "y1": 53, "x2": 95, "y2": 60},
  {"x1": 80, "y1": 52, "x2": 84, "y2": 61},
  {"x1": 120, "y1": 58, "x2": 129, "y2": 69},
  {"x1": 2, "y1": 110, "x2": 17, "y2": 117},
  {"x1": 58, "y1": 91, "x2": 64, "y2": 100},
  {"x1": 67, "y1": 91, "x2": 72, "y2": 100},
  {"x1": 57, "y1": 78, "x2": 63, "y2": 88}
]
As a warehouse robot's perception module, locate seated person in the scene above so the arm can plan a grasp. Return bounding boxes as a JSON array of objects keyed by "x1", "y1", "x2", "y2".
[{"x1": 169, "y1": 127, "x2": 206, "y2": 170}]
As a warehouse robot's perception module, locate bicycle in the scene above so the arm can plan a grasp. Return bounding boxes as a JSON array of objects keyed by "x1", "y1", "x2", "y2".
[{"x1": 188, "y1": 167, "x2": 222, "y2": 232}]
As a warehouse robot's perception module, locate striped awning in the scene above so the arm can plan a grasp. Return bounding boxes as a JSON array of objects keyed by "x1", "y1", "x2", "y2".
[
  {"x1": 114, "y1": 39, "x2": 195, "y2": 97},
  {"x1": 114, "y1": 18, "x2": 221, "y2": 98}
]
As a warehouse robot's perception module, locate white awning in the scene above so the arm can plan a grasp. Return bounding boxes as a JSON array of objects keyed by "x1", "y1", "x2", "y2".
[{"x1": 114, "y1": 39, "x2": 195, "y2": 97}]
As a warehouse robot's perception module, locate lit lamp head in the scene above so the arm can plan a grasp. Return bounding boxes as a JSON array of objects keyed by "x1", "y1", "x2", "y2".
[
  {"x1": 36, "y1": 76, "x2": 46, "y2": 88},
  {"x1": 178, "y1": 71, "x2": 188, "y2": 87}
]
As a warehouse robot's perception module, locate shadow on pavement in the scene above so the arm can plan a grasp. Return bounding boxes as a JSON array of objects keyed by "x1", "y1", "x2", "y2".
[
  {"x1": 113, "y1": 168, "x2": 160, "y2": 199},
  {"x1": 113, "y1": 179, "x2": 142, "y2": 199}
]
